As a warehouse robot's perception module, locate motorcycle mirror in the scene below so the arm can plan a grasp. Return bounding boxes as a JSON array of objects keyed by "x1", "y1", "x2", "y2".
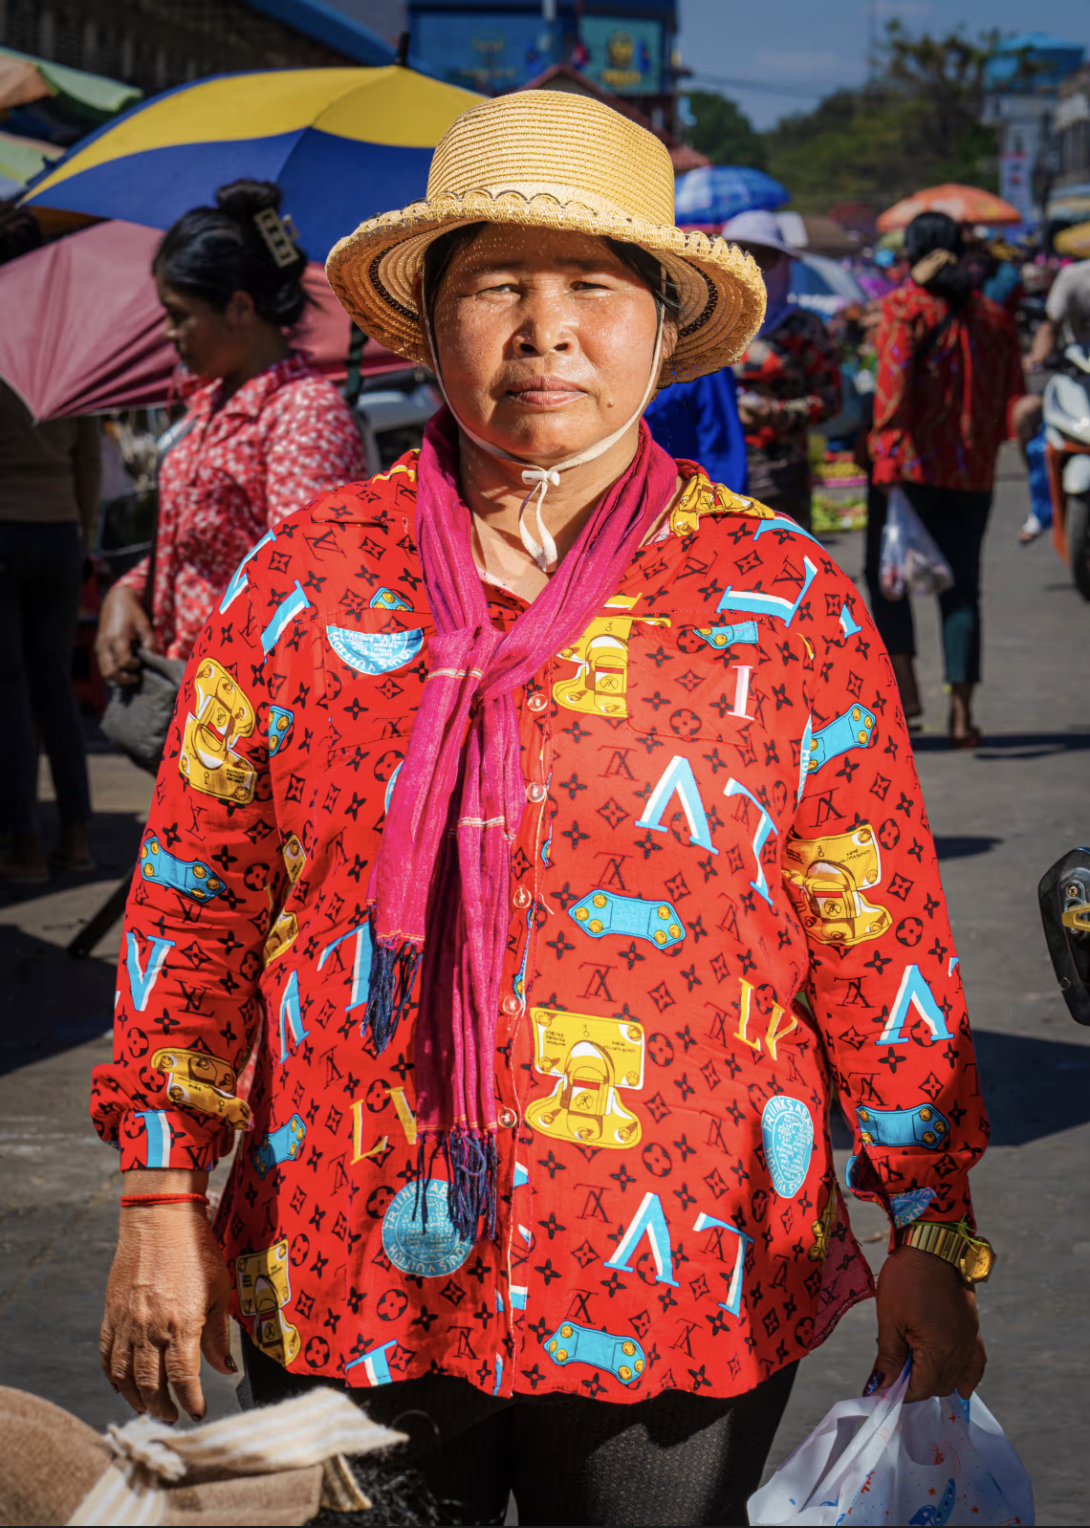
[{"x1": 1038, "y1": 848, "x2": 1090, "y2": 1026}]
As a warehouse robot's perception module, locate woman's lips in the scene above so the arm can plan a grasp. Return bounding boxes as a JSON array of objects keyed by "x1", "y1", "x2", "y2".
[{"x1": 504, "y1": 378, "x2": 586, "y2": 409}]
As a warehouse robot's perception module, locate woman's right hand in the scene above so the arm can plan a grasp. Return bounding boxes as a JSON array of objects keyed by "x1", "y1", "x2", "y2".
[
  {"x1": 96, "y1": 583, "x2": 155, "y2": 685},
  {"x1": 100, "y1": 1197, "x2": 236, "y2": 1423}
]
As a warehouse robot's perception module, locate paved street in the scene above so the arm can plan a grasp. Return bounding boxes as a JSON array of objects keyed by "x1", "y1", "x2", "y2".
[{"x1": 1, "y1": 446, "x2": 1087, "y2": 1523}]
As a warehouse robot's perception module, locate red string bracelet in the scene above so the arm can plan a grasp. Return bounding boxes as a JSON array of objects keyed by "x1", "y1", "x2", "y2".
[{"x1": 119, "y1": 1193, "x2": 210, "y2": 1208}]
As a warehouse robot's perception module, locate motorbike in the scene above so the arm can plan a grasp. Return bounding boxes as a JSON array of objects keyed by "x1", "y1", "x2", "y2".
[
  {"x1": 1042, "y1": 344, "x2": 1090, "y2": 599},
  {"x1": 1039, "y1": 848, "x2": 1090, "y2": 1026}
]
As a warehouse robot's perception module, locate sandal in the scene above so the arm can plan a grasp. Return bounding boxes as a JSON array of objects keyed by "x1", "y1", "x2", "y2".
[
  {"x1": 50, "y1": 853, "x2": 96, "y2": 874},
  {"x1": 0, "y1": 859, "x2": 50, "y2": 885},
  {"x1": 948, "y1": 726, "x2": 982, "y2": 750}
]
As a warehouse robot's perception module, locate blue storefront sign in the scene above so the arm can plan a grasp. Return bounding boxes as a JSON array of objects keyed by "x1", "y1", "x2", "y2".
[{"x1": 412, "y1": 10, "x2": 562, "y2": 91}]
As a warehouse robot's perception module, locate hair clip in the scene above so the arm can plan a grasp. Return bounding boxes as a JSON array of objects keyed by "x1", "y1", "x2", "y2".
[{"x1": 254, "y1": 206, "x2": 300, "y2": 269}]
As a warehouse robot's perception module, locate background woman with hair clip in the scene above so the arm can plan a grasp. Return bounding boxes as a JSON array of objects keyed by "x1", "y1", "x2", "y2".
[
  {"x1": 95, "y1": 179, "x2": 365, "y2": 684},
  {"x1": 865, "y1": 211, "x2": 1024, "y2": 746}
]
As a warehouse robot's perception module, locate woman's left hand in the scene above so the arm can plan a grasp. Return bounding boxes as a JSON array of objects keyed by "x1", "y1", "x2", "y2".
[{"x1": 869, "y1": 1244, "x2": 986, "y2": 1403}]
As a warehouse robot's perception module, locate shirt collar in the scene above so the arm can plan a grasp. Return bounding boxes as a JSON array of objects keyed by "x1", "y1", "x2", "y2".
[{"x1": 187, "y1": 352, "x2": 313, "y2": 423}]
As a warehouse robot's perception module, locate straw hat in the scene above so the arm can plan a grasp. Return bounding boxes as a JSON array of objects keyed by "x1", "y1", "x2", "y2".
[{"x1": 326, "y1": 91, "x2": 766, "y2": 389}]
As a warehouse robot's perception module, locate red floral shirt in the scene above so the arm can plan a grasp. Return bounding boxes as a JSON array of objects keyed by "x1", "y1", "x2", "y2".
[
  {"x1": 734, "y1": 310, "x2": 842, "y2": 462},
  {"x1": 120, "y1": 354, "x2": 365, "y2": 659},
  {"x1": 869, "y1": 283, "x2": 1024, "y2": 493},
  {"x1": 92, "y1": 455, "x2": 987, "y2": 1405}
]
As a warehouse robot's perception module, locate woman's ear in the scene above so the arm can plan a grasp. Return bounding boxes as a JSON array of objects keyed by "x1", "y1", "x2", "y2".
[
  {"x1": 225, "y1": 289, "x2": 258, "y2": 330},
  {"x1": 660, "y1": 315, "x2": 680, "y2": 365}
]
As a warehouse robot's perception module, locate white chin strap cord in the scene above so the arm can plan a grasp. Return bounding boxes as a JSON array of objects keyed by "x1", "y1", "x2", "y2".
[{"x1": 423, "y1": 298, "x2": 665, "y2": 574}]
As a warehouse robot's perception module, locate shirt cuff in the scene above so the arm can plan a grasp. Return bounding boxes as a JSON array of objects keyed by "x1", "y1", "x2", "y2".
[
  {"x1": 845, "y1": 1147, "x2": 975, "y2": 1237},
  {"x1": 108, "y1": 1106, "x2": 231, "y2": 1172},
  {"x1": 117, "y1": 556, "x2": 149, "y2": 599}
]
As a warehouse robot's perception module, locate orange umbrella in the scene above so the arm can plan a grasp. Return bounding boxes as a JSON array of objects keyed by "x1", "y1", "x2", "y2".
[{"x1": 877, "y1": 183, "x2": 1022, "y2": 233}]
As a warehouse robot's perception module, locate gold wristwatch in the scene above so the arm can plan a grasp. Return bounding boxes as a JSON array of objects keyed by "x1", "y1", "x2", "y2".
[{"x1": 894, "y1": 1217, "x2": 995, "y2": 1286}]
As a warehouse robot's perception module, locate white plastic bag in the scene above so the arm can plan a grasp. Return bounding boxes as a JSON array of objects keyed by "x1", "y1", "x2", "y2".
[
  {"x1": 748, "y1": 1364, "x2": 1034, "y2": 1526},
  {"x1": 879, "y1": 485, "x2": 955, "y2": 600}
]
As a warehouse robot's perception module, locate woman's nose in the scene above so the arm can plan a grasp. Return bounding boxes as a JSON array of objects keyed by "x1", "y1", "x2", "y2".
[{"x1": 514, "y1": 294, "x2": 572, "y2": 355}]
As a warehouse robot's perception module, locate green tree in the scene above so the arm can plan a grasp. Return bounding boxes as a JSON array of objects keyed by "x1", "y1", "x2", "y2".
[
  {"x1": 761, "y1": 22, "x2": 1001, "y2": 215},
  {"x1": 682, "y1": 91, "x2": 766, "y2": 169}
]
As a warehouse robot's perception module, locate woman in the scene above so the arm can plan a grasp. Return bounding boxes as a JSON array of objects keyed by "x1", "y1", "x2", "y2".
[
  {"x1": 866, "y1": 213, "x2": 1024, "y2": 744},
  {"x1": 95, "y1": 179, "x2": 365, "y2": 682},
  {"x1": 0, "y1": 206, "x2": 98, "y2": 882},
  {"x1": 720, "y1": 209, "x2": 842, "y2": 532},
  {"x1": 93, "y1": 95, "x2": 991, "y2": 1528}
]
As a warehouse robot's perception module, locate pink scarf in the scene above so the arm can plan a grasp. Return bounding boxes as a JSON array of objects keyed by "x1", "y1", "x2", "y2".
[{"x1": 365, "y1": 406, "x2": 678, "y2": 1239}]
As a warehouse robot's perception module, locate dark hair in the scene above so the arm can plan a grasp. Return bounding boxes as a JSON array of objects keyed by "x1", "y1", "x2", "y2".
[
  {"x1": 904, "y1": 211, "x2": 973, "y2": 313},
  {"x1": 153, "y1": 179, "x2": 308, "y2": 327},
  {"x1": 420, "y1": 222, "x2": 681, "y2": 334},
  {"x1": 0, "y1": 200, "x2": 44, "y2": 267}
]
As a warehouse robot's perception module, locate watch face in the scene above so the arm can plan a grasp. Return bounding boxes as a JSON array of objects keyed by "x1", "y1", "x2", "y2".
[{"x1": 958, "y1": 1239, "x2": 995, "y2": 1284}]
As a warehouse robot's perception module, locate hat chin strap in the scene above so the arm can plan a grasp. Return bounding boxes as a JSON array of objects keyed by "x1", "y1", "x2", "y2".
[{"x1": 424, "y1": 303, "x2": 665, "y2": 574}]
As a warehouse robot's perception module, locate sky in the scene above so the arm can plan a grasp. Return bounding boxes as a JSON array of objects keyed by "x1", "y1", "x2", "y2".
[{"x1": 677, "y1": 0, "x2": 1090, "y2": 129}]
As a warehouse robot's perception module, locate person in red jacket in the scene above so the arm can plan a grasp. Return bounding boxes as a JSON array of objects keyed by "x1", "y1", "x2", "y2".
[
  {"x1": 866, "y1": 213, "x2": 1024, "y2": 744},
  {"x1": 95, "y1": 179, "x2": 364, "y2": 682},
  {"x1": 92, "y1": 95, "x2": 990, "y2": 1528}
]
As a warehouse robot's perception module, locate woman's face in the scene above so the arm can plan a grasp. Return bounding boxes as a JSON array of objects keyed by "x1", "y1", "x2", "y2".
[
  {"x1": 155, "y1": 274, "x2": 256, "y2": 379},
  {"x1": 425, "y1": 226, "x2": 670, "y2": 466}
]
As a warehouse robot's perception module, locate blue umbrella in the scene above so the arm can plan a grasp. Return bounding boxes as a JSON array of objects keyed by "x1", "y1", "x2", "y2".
[
  {"x1": 675, "y1": 166, "x2": 788, "y2": 226},
  {"x1": 22, "y1": 66, "x2": 482, "y2": 260}
]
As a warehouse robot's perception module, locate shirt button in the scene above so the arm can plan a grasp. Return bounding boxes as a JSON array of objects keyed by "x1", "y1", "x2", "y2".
[
  {"x1": 498, "y1": 1107, "x2": 519, "y2": 1129},
  {"x1": 502, "y1": 995, "x2": 521, "y2": 1015},
  {"x1": 527, "y1": 693, "x2": 547, "y2": 712},
  {"x1": 526, "y1": 782, "x2": 546, "y2": 804},
  {"x1": 513, "y1": 886, "x2": 532, "y2": 909}
]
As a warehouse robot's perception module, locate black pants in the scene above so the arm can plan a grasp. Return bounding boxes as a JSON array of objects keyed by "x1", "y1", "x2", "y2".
[
  {"x1": 0, "y1": 523, "x2": 90, "y2": 835},
  {"x1": 863, "y1": 482, "x2": 992, "y2": 685},
  {"x1": 240, "y1": 1332, "x2": 797, "y2": 1527}
]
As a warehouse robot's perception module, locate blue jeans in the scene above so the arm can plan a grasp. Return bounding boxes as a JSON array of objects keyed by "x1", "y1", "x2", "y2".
[{"x1": 0, "y1": 522, "x2": 91, "y2": 834}]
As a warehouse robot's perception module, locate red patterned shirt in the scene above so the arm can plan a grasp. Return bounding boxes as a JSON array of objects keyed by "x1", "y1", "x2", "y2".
[
  {"x1": 869, "y1": 283, "x2": 1024, "y2": 492},
  {"x1": 119, "y1": 353, "x2": 366, "y2": 659},
  {"x1": 92, "y1": 455, "x2": 988, "y2": 1404},
  {"x1": 734, "y1": 310, "x2": 843, "y2": 461}
]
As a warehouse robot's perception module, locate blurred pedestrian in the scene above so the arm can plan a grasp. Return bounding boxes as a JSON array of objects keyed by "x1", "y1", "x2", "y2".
[
  {"x1": 1013, "y1": 255, "x2": 1090, "y2": 543},
  {"x1": 721, "y1": 209, "x2": 842, "y2": 531},
  {"x1": 867, "y1": 212, "x2": 1024, "y2": 744},
  {"x1": 95, "y1": 180, "x2": 365, "y2": 684},
  {"x1": 0, "y1": 205, "x2": 99, "y2": 883},
  {"x1": 644, "y1": 364, "x2": 748, "y2": 492}
]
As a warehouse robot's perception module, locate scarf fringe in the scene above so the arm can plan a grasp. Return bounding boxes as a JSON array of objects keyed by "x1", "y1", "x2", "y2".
[
  {"x1": 366, "y1": 941, "x2": 421, "y2": 1053},
  {"x1": 414, "y1": 1127, "x2": 497, "y2": 1244}
]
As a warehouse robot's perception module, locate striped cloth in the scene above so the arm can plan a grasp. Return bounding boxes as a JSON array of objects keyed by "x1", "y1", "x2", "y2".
[{"x1": 68, "y1": 1389, "x2": 403, "y2": 1526}]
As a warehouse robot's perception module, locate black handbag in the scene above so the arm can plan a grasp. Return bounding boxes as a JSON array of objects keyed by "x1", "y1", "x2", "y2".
[
  {"x1": 100, "y1": 645, "x2": 187, "y2": 774},
  {"x1": 99, "y1": 419, "x2": 193, "y2": 774}
]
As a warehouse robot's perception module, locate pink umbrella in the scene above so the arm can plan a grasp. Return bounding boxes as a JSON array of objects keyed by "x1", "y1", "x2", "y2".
[{"x1": 0, "y1": 219, "x2": 404, "y2": 420}]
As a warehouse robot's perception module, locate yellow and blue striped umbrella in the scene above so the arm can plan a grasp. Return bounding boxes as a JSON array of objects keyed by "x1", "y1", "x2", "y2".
[{"x1": 23, "y1": 66, "x2": 482, "y2": 259}]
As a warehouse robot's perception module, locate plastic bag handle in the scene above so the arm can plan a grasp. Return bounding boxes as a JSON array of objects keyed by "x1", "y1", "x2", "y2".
[{"x1": 802, "y1": 1362, "x2": 912, "y2": 1513}]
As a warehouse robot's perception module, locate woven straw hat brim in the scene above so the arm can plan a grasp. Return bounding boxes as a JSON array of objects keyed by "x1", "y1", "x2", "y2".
[{"x1": 326, "y1": 197, "x2": 766, "y2": 389}]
